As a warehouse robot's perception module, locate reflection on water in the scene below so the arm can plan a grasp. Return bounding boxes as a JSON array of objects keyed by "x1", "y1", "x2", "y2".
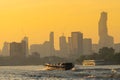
[{"x1": 0, "y1": 65, "x2": 120, "y2": 80}]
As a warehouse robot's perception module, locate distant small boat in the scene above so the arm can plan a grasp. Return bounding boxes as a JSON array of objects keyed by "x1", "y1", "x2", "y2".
[
  {"x1": 82, "y1": 60, "x2": 104, "y2": 66},
  {"x1": 44, "y1": 63, "x2": 74, "y2": 70}
]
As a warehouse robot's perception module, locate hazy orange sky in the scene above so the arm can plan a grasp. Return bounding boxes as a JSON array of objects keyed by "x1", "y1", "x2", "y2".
[{"x1": 0, "y1": 0, "x2": 120, "y2": 50}]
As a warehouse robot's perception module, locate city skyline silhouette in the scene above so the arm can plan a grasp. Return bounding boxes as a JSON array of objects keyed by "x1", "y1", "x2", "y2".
[
  {"x1": 0, "y1": 1, "x2": 120, "y2": 80},
  {"x1": 0, "y1": 11, "x2": 120, "y2": 57},
  {"x1": 0, "y1": 11, "x2": 119, "y2": 50},
  {"x1": 0, "y1": 0, "x2": 120, "y2": 50}
]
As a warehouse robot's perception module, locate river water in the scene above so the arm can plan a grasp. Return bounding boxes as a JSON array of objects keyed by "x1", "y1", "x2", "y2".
[{"x1": 0, "y1": 65, "x2": 120, "y2": 80}]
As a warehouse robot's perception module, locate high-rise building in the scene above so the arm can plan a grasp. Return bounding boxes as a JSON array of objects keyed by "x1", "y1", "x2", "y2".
[
  {"x1": 83, "y1": 38, "x2": 92, "y2": 55},
  {"x1": 68, "y1": 37, "x2": 72, "y2": 54},
  {"x1": 30, "y1": 32, "x2": 55, "y2": 58},
  {"x1": 30, "y1": 43, "x2": 51, "y2": 58},
  {"x1": 98, "y1": 12, "x2": 114, "y2": 48},
  {"x1": 69, "y1": 32, "x2": 83, "y2": 59},
  {"x1": 30, "y1": 44, "x2": 42, "y2": 56},
  {"x1": 50, "y1": 32, "x2": 54, "y2": 45},
  {"x1": 59, "y1": 35, "x2": 68, "y2": 57},
  {"x1": 22, "y1": 37, "x2": 29, "y2": 56},
  {"x1": 2, "y1": 42, "x2": 10, "y2": 56},
  {"x1": 10, "y1": 42, "x2": 24, "y2": 57},
  {"x1": 49, "y1": 32, "x2": 55, "y2": 56},
  {"x1": 114, "y1": 43, "x2": 120, "y2": 53},
  {"x1": 92, "y1": 44, "x2": 99, "y2": 53},
  {"x1": 10, "y1": 37, "x2": 28, "y2": 58}
]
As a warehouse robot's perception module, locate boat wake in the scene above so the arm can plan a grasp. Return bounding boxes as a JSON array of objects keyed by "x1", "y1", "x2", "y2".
[{"x1": 0, "y1": 65, "x2": 120, "y2": 80}]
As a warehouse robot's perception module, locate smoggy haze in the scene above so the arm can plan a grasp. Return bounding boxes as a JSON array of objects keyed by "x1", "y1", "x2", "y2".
[{"x1": 0, "y1": 0, "x2": 120, "y2": 49}]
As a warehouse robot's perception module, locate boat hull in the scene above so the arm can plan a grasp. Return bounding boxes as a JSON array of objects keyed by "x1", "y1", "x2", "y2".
[{"x1": 44, "y1": 63, "x2": 74, "y2": 70}]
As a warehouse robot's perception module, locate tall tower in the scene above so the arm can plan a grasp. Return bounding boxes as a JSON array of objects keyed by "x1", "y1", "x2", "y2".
[
  {"x1": 59, "y1": 35, "x2": 68, "y2": 57},
  {"x1": 10, "y1": 42, "x2": 25, "y2": 58},
  {"x1": 69, "y1": 32, "x2": 83, "y2": 59},
  {"x1": 2, "y1": 42, "x2": 10, "y2": 56},
  {"x1": 22, "y1": 37, "x2": 29, "y2": 56},
  {"x1": 99, "y1": 12, "x2": 108, "y2": 37},
  {"x1": 10, "y1": 37, "x2": 29, "y2": 58},
  {"x1": 49, "y1": 32, "x2": 55, "y2": 55},
  {"x1": 98, "y1": 12, "x2": 114, "y2": 48},
  {"x1": 68, "y1": 37, "x2": 72, "y2": 55},
  {"x1": 83, "y1": 38, "x2": 92, "y2": 55}
]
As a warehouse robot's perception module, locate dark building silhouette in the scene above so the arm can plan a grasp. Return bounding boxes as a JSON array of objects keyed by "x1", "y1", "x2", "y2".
[
  {"x1": 31, "y1": 52, "x2": 40, "y2": 58},
  {"x1": 59, "y1": 35, "x2": 68, "y2": 58},
  {"x1": 10, "y1": 42, "x2": 24, "y2": 57},
  {"x1": 22, "y1": 37, "x2": 29, "y2": 56},
  {"x1": 10, "y1": 37, "x2": 28, "y2": 58},
  {"x1": 49, "y1": 32, "x2": 55, "y2": 55},
  {"x1": 83, "y1": 38, "x2": 92, "y2": 55},
  {"x1": 30, "y1": 32, "x2": 55, "y2": 58},
  {"x1": 0, "y1": 50, "x2": 1, "y2": 56},
  {"x1": 1, "y1": 42, "x2": 10, "y2": 56},
  {"x1": 68, "y1": 37, "x2": 72, "y2": 55},
  {"x1": 68, "y1": 32, "x2": 83, "y2": 59},
  {"x1": 114, "y1": 43, "x2": 120, "y2": 53},
  {"x1": 30, "y1": 42, "x2": 51, "y2": 58},
  {"x1": 30, "y1": 44, "x2": 41, "y2": 53},
  {"x1": 92, "y1": 44, "x2": 99, "y2": 53},
  {"x1": 98, "y1": 12, "x2": 114, "y2": 48}
]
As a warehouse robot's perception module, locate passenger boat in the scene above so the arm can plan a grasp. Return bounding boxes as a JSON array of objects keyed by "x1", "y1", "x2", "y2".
[
  {"x1": 82, "y1": 60, "x2": 95, "y2": 66},
  {"x1": 82, "y1": 60, "x2": 104, "y2": 66},
  {"x1": 44, "y1": 63, "x2": 74, "y2": 70}
]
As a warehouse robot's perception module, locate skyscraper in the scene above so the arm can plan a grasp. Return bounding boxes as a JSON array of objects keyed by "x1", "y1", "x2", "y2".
[
  {"x1": 69, "y1": 32, "x2": 83, "y2": 59},
  {"x1": 59, "y1": 35, "x2": 68, "y2": 57},
  {"x1": 98, "y1": 12, "x2": 114, "y2": 48},
  {"x1": 30, "y1": 32, "x2": 55, "y2": 58},
  {"x1": 68, "y1": 37, "x2": 72, "y2": 54},
  {"x1": 49, "y1": 32, "x2": 55, "y2": 55},
  {"x1": 83, "y1": 38, "x2": 92, "y2": 55},
  {"x1": 10, "y1": 42, "x2": 25, "y2": 57},
  {"x1": 2, "y1": 42, "x2": 10, "y2": 56},
  {"x1": 22, "y1": 37, "x2": 29, "y2": 56},
  {"x1": 10, "y1": 37, "x2": 28, "y2": 58}
]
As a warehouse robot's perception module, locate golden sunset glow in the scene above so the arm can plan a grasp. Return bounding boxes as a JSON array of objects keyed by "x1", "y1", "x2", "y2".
[{"x1": 0, "y1": 0, "x2": 120, "y2": 49}]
